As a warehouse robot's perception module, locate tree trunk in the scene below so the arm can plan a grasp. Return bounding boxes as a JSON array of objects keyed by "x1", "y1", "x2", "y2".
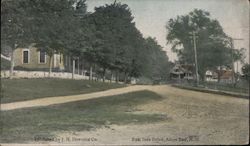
[
  {"x1": 124, "y1": 72, "x2": 127, "y2": 83},
  {"x1": 65, "y1": 56, "x2": 68, "y2": 70},
  {"x1": 115, "y1": 71, "x2": 118, "y2": 83},
  {"x1": 115, "y1": 71, "x2": 120, "y2": 83},
  {"x1": 49, "y1": 55, "x2": 53, "y2": 78},
  {"x1": 9, "y1": 48, "x2": 15, "y2": 79},
  {"x1": 68, "y1": 56, "x2": 71, "y2": 72},
  {"x1": 77, "y1": 57, "x2": 80, "y2": 75},
  {"x1": 89, "y1": 65, "x2": 93, "y2": 81},
  {"x1": 72, "y1": 59, "x2": 75, "y2": 79},
  {"x1": 110, "y1": 71, "x2": 113, "y2": 83},
  {"x1": 102, "y1": 68, "x2": 106, "y2": 82},
  {"x1": 81, "y1": 60, "x2": 84, "y2": 76}
]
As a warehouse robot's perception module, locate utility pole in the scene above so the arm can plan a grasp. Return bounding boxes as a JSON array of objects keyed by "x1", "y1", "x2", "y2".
[
  {"x1": 190, "y1": 31, "x2": 199, "y2": 86},
  {"x1": 229, "y1": 38, "x2": 243, "y2": 84}
]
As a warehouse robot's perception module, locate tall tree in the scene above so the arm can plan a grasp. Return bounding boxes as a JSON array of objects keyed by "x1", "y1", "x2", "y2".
[
  {"x1": 1, "y1": 0, "x2": 33, "y2": 78},
  {"x1": 142, "y1": 37, "x2": 170, "y2": 83},
  {"x1": 90, "y1": 2, "x2": 143, "y2": 82},
  {"x1": 166, "y1": 9, "x2": 232, "y2": 80},
  {"x1": 25, "y1": 0, "x2": 77, "y2": 77},
  {"x1": 64, "y1": 0, "x2": 90, "y2": 78}
]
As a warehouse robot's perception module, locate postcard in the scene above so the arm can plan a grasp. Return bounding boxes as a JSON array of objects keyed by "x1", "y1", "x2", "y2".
[{"x1": 1, "y1": 0, "x2": 249, "y2": 145}]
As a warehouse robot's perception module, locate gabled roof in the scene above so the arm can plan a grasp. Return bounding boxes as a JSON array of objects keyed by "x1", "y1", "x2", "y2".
[{"x1": 170, "y1": 64, "x2": 194, "y2": 74}]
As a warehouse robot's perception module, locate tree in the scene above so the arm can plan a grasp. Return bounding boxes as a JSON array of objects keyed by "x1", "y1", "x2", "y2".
[
  {"x1": 89, "y1": 2, "x2": 143, "y2": 82},
  {"x1": 24, "y1": 0, "x2": 79, "y2": 77},
  {"x1": 233, "y1": 48, "x2": 246, "y2": 63},
  {"x1": 166, "y1": 9, "x2": 232, "y2": 80},
  {"x1": 63, "y1": 0, "x2": 90, "y2": 79},
  {"x1": 233, "y1": 47, "x2": 246, "y2": 69},
  {"x1": 242, "y1": 63, "x2": 250, "y2": 81},
  {"x1": 141, "y1": 37, "x2": 170, "y2": 83},
  {"x1": 1, "y1": 0, "x2": 34, "y2": 78}
]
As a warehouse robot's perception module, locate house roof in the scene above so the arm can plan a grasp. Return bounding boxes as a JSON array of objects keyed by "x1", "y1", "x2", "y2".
[
  {"x1": 170, "y1": 64, "x2": 194, "y2": 74},
  {"x1": 206, "y1": 69, "x2": 233, "y2": 79}
]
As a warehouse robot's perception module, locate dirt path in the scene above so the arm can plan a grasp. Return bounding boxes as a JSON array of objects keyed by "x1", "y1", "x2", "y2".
[{"x1": 1, "y1": 85, "x2": 149, "y2": 111}]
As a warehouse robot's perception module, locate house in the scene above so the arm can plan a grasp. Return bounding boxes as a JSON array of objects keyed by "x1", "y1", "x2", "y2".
[
  {"x1": 205, "y1": 70, "x2": 218, "y2": 82},
  {"x1": 1, "y1": 44, "x2": 83, "y2": 73},
  {"x1": 220, "y1": 70, "x2": 233, "y2": 83},
  {"x1": 170, "y1": 64, "x2": 195, "y2": 80},
  {"x1": 205, "y1": 66, "x2": 234, "y2": 83},
  {"x1": 13, "y1": 46, "x2": 65, "y2": 71}
]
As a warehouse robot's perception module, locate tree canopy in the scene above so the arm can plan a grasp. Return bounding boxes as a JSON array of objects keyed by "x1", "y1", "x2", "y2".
[
  {"x1": 1, "y1": 0, "x2": 171, "y2": 83},
  {"x1": 166, "y1": 9, "x2": 234, "y2": 80}
]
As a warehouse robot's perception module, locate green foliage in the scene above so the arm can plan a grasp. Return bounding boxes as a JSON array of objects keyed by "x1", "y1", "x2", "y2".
[
  {"x1": 24, "y1": 0, "x2": 78, "y2": 56},
  {"x1": 166, "y1": 9, "x2": 232, "y2": 79},
  {"x1": 1, "y1": 0, "x2": 33, "y2": 48},
  {"x1": 242, "y1": 63, "x2": 250, "y2": 81},
  {"x1": 1, "y1": 0, "x2": 171, "y2": 83},
  {"x1": 86, "y1": 2, "x2": 170, "y2": 81},
  {"x1": 90, "y1": 2, "x2": 142, "y2": 75},
  {"x1": 233, "y1": 48, "x2": 246, "y2": 64},
  {"x1": 142, "y1": 37, "x2": 170, "y2": 82}
]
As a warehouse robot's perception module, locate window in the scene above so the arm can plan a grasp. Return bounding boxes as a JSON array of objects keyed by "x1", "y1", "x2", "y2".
[
  {"x1": 39, "y1": 50, "x2": 46, "y2": 63},
  {"x1": 23, "y1": 50, "x2": 29, "y2": 64}
]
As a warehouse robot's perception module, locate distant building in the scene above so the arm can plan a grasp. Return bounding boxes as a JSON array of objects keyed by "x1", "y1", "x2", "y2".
[
  {"x1": 205, "y1": 66, "x2": 234, "y2": 83},
  {"x1": 170, "y1": 64, "x2": 195, "y2": 80},
  {"x1": 219, "y1": 70, "x2": 234, "y2": 83},
  {"x1": 13, "y1": 46, "x2": 64, "y2": 71},
  {"x1": 205, "y1": 70, "x2": 218, "y2": 82}
]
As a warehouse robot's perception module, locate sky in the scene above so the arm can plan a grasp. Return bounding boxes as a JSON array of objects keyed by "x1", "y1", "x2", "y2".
[{"x1": 86, "y1": 0, "x2": 249, "y2": 70}]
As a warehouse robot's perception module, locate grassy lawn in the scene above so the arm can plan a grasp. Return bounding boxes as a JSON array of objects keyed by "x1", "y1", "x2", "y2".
[
  {"x1": 1, "y1": 78, "x2": 126, "y2": 103},
  {"x1": 181, "y1": 81, "x2": 249, "y2": 94},
  {"x1": 0, "y1": 90, "x2": 166, "y2": 143}
]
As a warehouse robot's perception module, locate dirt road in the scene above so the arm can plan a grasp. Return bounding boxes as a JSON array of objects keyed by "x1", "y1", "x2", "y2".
[
  {"x1": 1, "y1": 85, "x2": 249, "y2": 145},
  {"x1": 55, "y1": 85, "x2": 249, "y2": 145},
  {"x1": 1, "y1": 85, "x2": 147, "y2": 111}
]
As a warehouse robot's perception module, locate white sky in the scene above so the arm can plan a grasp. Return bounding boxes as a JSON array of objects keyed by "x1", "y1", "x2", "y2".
[{"x1": 86, "y1": 0, "x2": 249, "y2": 69}]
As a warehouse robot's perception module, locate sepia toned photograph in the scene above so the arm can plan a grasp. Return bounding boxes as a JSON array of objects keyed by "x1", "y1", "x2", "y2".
[{"x1": 0, "y1": 0, "x2": 249, "y2": 145}]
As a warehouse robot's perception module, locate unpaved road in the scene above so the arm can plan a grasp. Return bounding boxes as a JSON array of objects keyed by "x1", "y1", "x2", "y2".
[
  {"x1": 55, "y1": 85, "x2": 249, "y2": 145},
  {"x1": 1, "y1": 85, "x2": 147, "y2": 111},
  {"x1": 1, "y1": 85, "x2": 249, "y2": 145}
]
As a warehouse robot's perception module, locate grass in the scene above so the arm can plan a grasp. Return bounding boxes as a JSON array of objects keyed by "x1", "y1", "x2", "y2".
[
  {"x1": 1, "y1": 78, "x2": 126, "y2": 103},
  {"x1": 0, "y1": 90, "x2": 166, "y2": 143},
  {"x1": 181, "y1": 80, "x2": 249, "y2": 94},
  {"x1": 203, "y1": 82, "x2": 249, "y2": 94}
]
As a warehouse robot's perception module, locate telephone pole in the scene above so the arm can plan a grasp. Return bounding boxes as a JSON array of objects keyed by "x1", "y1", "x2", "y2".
[
  {"x1": 190, "y1": 31, "x2": 199, "y2": 86},
  {"x1": 229, "y1": 38, "x2": 243, "y2": 84}
]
